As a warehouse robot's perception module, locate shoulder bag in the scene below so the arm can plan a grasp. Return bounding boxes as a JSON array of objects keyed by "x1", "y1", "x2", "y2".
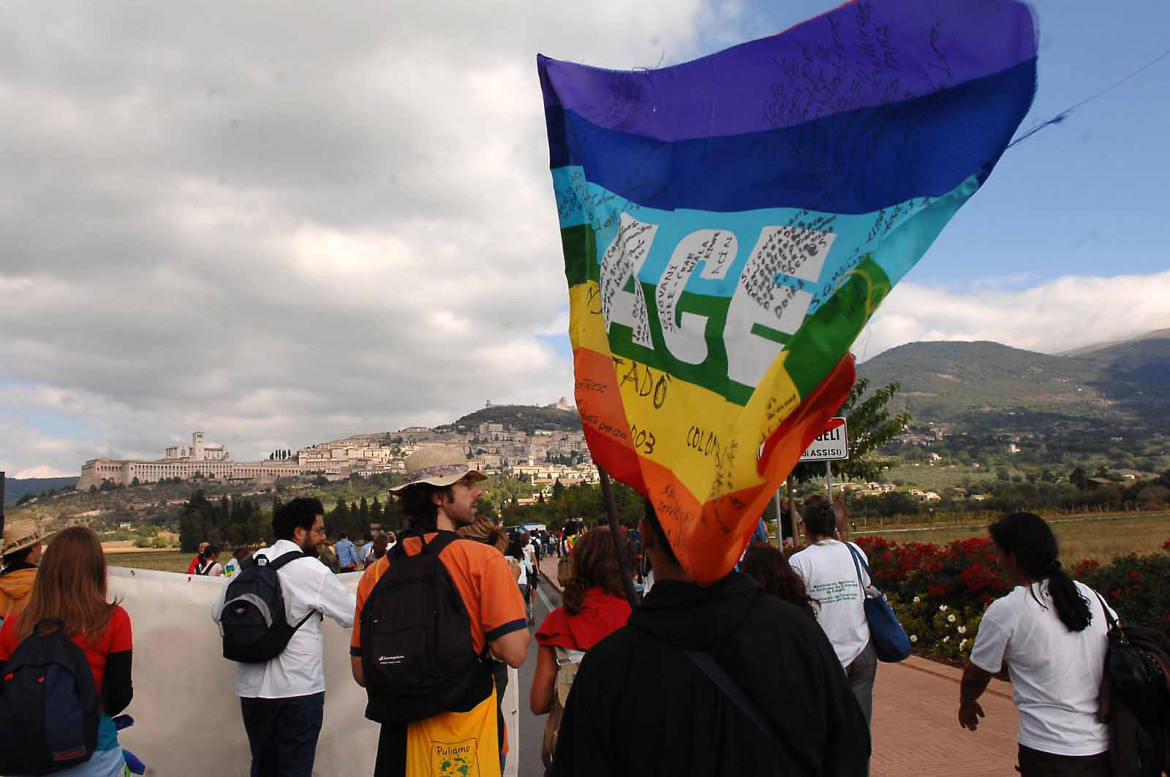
[{"x1": 846, "y1": 543, "x2": 912, "y2": 663}]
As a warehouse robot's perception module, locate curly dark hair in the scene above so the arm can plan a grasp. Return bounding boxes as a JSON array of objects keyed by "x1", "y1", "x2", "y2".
[
  {"x1": 272, "y1": 497, "x2": 324, "y2": 541},
  {"x1": 741, "y1": 542, "x2": 817, "y2": 617},
  {"x1": 562, "y1": 528, "x2": 630, "y2": 616},
  {"x1": 397, "y1": 484, "x2": 453, "y2": 531}
]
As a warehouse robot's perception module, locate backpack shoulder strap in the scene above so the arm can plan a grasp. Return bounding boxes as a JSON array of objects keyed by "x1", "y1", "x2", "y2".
[
  {"x1": 421, "y1": 530, "x2": 461, "y2": 556},
  {"x1": 1091, "y1": 591, "x2": 1120, "y2": 632},
  {"x1": 682, "y1": 649, "x2": 786, "y2": 753},
  {"x1": 265, "y1": 550, "x2": 305, "y2": 571},
  {"x1": 264, "y1": 550, "x2": 318, "y2": 628}
]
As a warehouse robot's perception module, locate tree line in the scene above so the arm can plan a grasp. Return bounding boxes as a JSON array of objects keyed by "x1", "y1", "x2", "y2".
[{"x1": 178, "y1": 491, "x2": 273, "y2": 552}]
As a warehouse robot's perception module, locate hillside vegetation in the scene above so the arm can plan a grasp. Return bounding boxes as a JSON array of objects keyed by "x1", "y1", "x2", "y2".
[
  {"x1": 858, "y1": 331, "x2": 1170, "y2": 436},
  {"x1": 445, "y1": 404, "x2": 580, "y2": 433},
  {"x1": 3, "y1": 476, "x2": 79, "y2": 507}
]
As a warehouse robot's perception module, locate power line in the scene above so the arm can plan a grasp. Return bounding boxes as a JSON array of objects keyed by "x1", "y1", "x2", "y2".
[{"x1": 1007, "y1": 47, "x2": 1170, "y2": 149}]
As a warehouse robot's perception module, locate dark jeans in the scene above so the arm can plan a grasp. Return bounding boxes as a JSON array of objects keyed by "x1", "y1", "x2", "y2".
[
  {"x1": 1018, "y1": 745, "x2": 1111, "y2": 777},
  {"x1": 845, "y1": 640, "x2": 877, "y2": 728},
  {"x1": 845, "y1": 641, "x2": 877, "y2": 777},
  {"x1": 240, "y1": 692, "x2": 325, "y2": 777}
]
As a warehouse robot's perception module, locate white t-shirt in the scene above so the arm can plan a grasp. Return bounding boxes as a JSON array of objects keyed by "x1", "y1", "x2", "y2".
[
  {"x1": 969, "y1": 579, "x2": 1114, "y2": 756},
  {"x1": 509, "y1": 554, "x2": 527, "y2": 586},
  {"x1": 788, "y1": 540, "x2": 871, "y2": 667}
]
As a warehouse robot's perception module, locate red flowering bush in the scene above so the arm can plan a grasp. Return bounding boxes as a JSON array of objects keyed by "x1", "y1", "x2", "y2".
[
  {"x1": 1163, "y1": 537, "x2": 1170, "y2": 551},
  {"x1": 1078, "y1": 553, "x2": 1170, "y2": 630},
  {"x1": 855, "y1": 535, "x2": 1006, "y2": 611},
  {"x1": 1074, "y1": 558, "x2": 1101, "y2": 577},
  {"x1": 861, "y1": 535, "x2": 1170, "y2": 660}
]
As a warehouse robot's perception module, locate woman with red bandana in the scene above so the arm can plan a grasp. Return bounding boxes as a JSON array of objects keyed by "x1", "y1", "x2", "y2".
[{"x1": 531, "y1": 528, "x2": 632, "y2": 775}]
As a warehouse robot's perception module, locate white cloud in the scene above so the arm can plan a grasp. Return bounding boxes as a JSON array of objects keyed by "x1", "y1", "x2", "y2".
[
  {"x1": 0, "y1": 0, "x2": 729, "y2": 476},
  {"x1": 3, "y1": 2, "x2": 1164, "y2": 479},
  {"x1": 856, "y1": 270, "x2": 1170, "y2": 362}
]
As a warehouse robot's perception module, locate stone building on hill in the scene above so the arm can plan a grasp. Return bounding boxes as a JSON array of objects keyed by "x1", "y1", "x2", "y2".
[{"x1": 79, "y1": 431, "x2": 306, "y2": 490}]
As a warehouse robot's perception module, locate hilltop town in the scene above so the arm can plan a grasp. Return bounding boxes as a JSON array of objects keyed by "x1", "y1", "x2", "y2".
[{"x1": 77, "y1": 398, "x2": 597, "y2": 501}]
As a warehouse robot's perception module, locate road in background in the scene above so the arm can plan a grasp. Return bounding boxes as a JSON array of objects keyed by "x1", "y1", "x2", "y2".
[{"x1": 515, "y1": 575, "x2": 562, "y2": 777}]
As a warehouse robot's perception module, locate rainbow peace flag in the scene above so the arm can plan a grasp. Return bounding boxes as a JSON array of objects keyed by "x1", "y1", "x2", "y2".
[{"x1": 538, "y1": 0, "x2": 1036, "y2": 583}]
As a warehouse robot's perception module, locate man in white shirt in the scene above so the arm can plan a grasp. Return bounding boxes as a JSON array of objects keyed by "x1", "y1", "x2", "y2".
[
  {"x1": 213, "y1": 497, "x2": 356, "y2": 777},
  {"x1": 788, "y1": 497, "x2": 877, "y2": 731}
]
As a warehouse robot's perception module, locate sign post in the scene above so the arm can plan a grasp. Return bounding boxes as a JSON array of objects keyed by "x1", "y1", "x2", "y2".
[{"x1": 799, "y1": 418, "x2": 849, "y2": 504}]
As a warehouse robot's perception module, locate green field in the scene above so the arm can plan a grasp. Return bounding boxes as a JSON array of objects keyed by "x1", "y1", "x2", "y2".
[
  {"x1": 105, "y1": 511, "x2": 1170, "y2": 573},
  {"x1": 858, "y1": 511, "x2": 1170, "y2": 564},
  {"x1": 106, "y1": 550, "x2": 193, "y2": 573},
  {"x1": 883, "y1": 463, "x2": 996, "y2": 492}
]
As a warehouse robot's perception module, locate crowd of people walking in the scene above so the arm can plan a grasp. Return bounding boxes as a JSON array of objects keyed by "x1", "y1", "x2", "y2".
[{"x1": 0, "y1": 442, "x2": 1165, "y2": 777}]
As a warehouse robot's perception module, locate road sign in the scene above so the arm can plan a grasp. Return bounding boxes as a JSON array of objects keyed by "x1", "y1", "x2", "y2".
[{"x1": 799, "y1": 418, "x2": 849, "y2": 461}]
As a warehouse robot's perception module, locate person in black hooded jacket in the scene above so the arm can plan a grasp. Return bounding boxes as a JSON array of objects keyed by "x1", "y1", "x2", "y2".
[{"x1": 552, "y1": 505, "x2": 869, "y2": 777}]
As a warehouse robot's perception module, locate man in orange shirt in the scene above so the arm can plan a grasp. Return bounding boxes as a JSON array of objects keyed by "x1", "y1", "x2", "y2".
[{"x1": 351, "y1": 446, "x2": 529, "y2": 777}]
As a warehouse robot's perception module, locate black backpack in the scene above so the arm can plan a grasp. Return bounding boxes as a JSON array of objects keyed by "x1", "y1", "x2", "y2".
[
  {"x1": 220, "y1": 550, "x2": 314, "y2": 663},
  {"x1": 1094, "y1": 593, "x2": 1169, "y2": 724},
  {"x1": 361, "y1": 531, "x2": 487, "y2": 725},
  {"x1": 0, "y1": 618, "x2": 100, "y2": 775}
]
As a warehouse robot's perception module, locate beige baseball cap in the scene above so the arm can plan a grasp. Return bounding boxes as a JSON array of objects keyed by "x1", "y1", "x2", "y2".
[
  {"x1": 389, "y1": 445, "x2": 486, "y2": 492},
  {"x1": 2, "y1": 517, "x2": 55, "y2": 557}
]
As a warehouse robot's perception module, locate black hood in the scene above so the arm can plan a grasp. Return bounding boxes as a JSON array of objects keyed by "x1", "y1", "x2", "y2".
[{"x1": 628, "y1": 571, "x2": 762, "y2": 651}]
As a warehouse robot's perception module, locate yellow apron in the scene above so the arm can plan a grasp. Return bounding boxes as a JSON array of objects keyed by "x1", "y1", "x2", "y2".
[{"x1": 405, "y1": 687, "x2": 501, "y2": 777}]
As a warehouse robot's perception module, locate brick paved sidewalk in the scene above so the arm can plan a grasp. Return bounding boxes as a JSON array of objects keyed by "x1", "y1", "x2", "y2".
[{"x1": 538, "y1": 555, "x2": 1020, "y2": 775}]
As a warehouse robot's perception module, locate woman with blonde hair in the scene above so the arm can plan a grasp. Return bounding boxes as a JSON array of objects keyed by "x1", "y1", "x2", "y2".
[{"x1": 0, "y1": 526, "x2": 133, "y2": 776}]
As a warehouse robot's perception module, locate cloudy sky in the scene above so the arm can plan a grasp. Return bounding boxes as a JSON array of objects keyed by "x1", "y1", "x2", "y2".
[{"x1": 1, "y1": 0, "x2": 1167, "y2": 477}]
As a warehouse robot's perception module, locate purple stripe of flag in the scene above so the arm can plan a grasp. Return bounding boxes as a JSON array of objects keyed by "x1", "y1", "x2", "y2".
[{"x1": 538, "y1": 0, "x2": 1035, "y2": 142}]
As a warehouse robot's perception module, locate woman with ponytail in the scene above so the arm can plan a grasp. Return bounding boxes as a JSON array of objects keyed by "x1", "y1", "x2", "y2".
[
  {"x1": 959, "y1": 512, "x2": 1115, "y2": 776},
  {"x1": 530, "y1": 528, "x2": 632, "y2": 774}
]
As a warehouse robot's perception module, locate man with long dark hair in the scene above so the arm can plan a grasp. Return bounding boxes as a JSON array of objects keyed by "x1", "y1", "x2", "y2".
[{"x1": 350, "y1": 446, "x2": 528, "y2": 777}]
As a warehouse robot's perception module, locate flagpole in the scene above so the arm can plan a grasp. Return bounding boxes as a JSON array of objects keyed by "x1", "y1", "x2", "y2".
[
  {"x1": 596, "y1": 466, "x2": 640, "y2": 608},
  {"x1": 772, "y1": 488, "x2": 783, "y2": 548}
]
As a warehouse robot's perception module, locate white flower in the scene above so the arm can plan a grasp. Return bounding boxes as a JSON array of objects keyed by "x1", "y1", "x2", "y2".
[
  {"x1": 912, "y1": 596, "x2": 921, "y2": 604},
  {"x1": 947, "y1": 614, "x2": 957, "y2": 623},
  {"x1": 939, "y1": 604, "x2": 949, "y2": 612},
  {"x1": 959, "y1": 639, "x2": 968, "y2": 650},
  {"x1": 942, "y1": 636, "x2": 950, "y2": 643},
  {"x1": 957, "y1": 625, "x2": 967, "y2": 634},
  {"x1": 910, "y1": 635, "x2": 918, "y2": 643}
]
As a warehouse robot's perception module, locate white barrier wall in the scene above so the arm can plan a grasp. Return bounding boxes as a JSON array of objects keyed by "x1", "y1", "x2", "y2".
[{"x1": 108, "y1": 567, "x2": 520, "y2": 777}]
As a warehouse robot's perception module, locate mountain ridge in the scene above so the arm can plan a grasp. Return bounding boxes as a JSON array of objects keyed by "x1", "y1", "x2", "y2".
[
  {"x1": 3, "y1": 476, "x2": 80, "y2": 507},
  {"x1": 857, "y1": 330, "x2": 1170, "y2": 435}
]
